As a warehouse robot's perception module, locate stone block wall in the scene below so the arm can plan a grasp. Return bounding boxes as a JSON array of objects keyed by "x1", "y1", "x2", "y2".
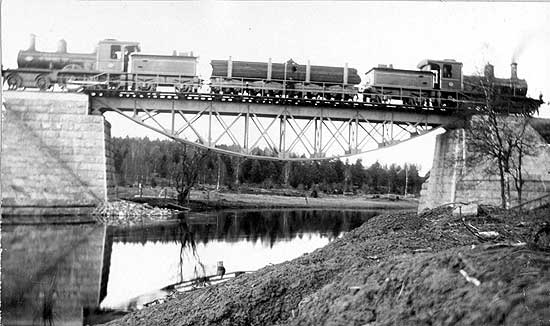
[
  {"x1": 419, "y1": 117, "x2": 550, "y2": 212},
  {"x1": 1, "y1": 91, "x2": 115, "y2": 215}
]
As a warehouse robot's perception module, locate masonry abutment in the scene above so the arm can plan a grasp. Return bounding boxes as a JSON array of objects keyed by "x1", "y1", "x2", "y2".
[
  {"x1": 1, "y1": 92, "x2": 116, "y2": 216},
  {"x1": 418, "y1": 117, "x2": 550, "y2": 213}
]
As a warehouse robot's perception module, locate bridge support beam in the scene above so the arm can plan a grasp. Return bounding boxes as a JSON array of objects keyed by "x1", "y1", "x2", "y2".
[
  {"x1": 1, "y1": 92, "x2": 115, "y2": 216},
  {"x1": 418, "y1": 117, "x2": 550, "y2": 213}
]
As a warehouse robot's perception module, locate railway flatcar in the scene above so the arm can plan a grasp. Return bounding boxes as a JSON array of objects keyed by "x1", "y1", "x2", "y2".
[{"x1": 210, "y1": 58, "x2": 361, "y2": 100}]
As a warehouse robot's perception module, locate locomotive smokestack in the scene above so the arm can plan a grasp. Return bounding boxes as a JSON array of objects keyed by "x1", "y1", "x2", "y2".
[
  {"x1": 28, "y1": 34, "x2": 36, "y2": 51},
  {"x1": 511, "y1": 62, "x2": 518, "y2": 79},
  {"x1": 57, "y1": 39, "x2": 67, "y2": 53},
  {"x1": 484, "y1": 63, "x2": 494, "y2": 79}
]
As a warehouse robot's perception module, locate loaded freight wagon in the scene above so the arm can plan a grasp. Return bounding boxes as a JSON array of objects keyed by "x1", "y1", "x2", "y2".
[
  {"x1": 210, "y1": 59, "x2": 361, "y2": 85},
  {"x1": 210, "y1": 58, "x2": 361, "y2": 99}
]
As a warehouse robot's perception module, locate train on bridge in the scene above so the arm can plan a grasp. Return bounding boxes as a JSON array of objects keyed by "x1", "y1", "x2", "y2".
[{"x1": 2, "y1": 35, "x2": 541, "y2": 111}]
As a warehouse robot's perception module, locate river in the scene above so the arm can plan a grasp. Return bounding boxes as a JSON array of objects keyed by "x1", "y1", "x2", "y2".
[{"x1": 1, "y1": 208, "x2": 385, "y2": 325}]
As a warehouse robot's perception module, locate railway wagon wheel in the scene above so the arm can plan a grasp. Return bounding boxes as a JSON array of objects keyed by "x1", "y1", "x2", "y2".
[
  {"x1": 175, "y1": 85, "x2": 189, "y2": 94},
  {"x1": 36, "y1": 75, "x2": 52, "y2": 91},
  {"x1": 5, "y1": 73, "x2": 23, "y2": 90}
]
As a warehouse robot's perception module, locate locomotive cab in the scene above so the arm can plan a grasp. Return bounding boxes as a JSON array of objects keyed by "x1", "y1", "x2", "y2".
[
  {"x1": 96, "y1": 39, "x2": 141, "y2": 73},
  {"x1": 417, "y1": 59, "x2": 462, "y2": 92}
]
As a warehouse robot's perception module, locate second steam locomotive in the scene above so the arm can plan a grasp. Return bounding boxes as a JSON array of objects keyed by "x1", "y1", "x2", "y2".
[{"x1": 3, "y1": 35, "x2": 538, "y2": 110}]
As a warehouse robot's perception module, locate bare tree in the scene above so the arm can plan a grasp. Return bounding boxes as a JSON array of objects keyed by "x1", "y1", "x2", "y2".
[
  {"x1": 465, "y1": 75, "x2": 539, "y2": 208},
  {"x1": 174, "y1": 144, "x2": 210, "y2": 205},
  {"x1": 508, "y1": 121, "x2": 539, "y2": 205}
]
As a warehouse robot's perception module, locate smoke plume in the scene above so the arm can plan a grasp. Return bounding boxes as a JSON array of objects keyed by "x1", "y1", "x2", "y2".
[{"x1": 511, "y1": 30, "x2": 544, "y2": 63}]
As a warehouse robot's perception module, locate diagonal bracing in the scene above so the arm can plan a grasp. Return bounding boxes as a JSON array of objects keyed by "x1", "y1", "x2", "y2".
[{"x1": 91, "y1": 96, "x2": 445, "y2": 161}]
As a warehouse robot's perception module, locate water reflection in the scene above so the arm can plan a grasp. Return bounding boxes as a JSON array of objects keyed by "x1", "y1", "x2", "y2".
[
  {"x1": 2, "y1": 209, "x2": 380, "y2": 325},
  {"x1": 109, "y1": 209, "x2": 375, "y2": 247},
  {"x1": 1, "y1": 223, "x2": 106, "y2": 326},
  {"x1": 102, "y1": 209, "x2": 379, "y2": 310}
]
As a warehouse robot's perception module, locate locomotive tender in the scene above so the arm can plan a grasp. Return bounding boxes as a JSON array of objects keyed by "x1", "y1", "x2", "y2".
[{"x1": 3, "y1": 35, "x2": 538, "y2": 111}]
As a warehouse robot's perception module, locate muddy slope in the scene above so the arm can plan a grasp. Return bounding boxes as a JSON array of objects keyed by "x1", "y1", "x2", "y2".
[{"x1": 105, "y1": 207, "x2": 550, "y2": 326}]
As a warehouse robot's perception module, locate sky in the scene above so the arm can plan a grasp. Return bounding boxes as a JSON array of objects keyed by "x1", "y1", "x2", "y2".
[{"x1": 2, "y1": 0, "x2": 550, "y2": 174}]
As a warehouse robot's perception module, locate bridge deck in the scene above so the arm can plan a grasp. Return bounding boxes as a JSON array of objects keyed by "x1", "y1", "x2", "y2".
[{"x1": 88, "y1": 90, "x2": 462, "y2": 126}]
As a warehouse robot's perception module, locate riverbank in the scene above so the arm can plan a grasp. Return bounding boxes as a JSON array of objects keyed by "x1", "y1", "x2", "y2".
[
  {"x1": 104, "y1": 205, "x2": 550, "y2": 326},
  {"x1": 119, "y1": 186, "x2": 418, "y2": 211}
]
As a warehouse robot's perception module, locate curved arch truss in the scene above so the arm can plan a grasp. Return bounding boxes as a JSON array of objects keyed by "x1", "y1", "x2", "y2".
[{"x1": 90, "y1": 93, "x2": 455, "y2": 161}]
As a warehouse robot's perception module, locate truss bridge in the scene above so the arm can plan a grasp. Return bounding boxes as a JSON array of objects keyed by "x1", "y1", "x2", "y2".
[{"x1": 88, "y1": 90, "x2": 465, "y2": 161}]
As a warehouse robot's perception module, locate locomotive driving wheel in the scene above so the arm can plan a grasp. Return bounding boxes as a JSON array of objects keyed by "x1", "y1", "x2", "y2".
[
  {"x1": 6, "y1": 73, "x2": 23, "y2": 90},
  {"x1": 36, "y1": 75, "x2": 52, "y2": 91}
]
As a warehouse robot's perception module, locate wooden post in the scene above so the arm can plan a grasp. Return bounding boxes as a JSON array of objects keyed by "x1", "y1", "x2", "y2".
[
  {"x1": 227, "y1": 56, "x2": 233, "y2": 79},
  {"x1": 343, "y1": 62, "x2": 349, "y2": 85},
  {"x1": 267, "y1": 58, "x2": 272, "y2": 81},
  {"x1": 306, "y1": 60, "x2": 311, "y2": 83}
]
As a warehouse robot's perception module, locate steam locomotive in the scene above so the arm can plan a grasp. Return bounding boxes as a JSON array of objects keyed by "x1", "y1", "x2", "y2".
[
  {"x1": 363, "y1": 59, "x2": 531, "y2": 108},
  {"x1": 4, "y1": 35, "x2": 200, "y2": 93},
  {"x1": 2, "y1": 35, "x2": 539, "y2": 110}
]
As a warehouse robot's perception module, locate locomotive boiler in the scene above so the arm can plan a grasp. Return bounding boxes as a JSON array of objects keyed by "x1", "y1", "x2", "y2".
[
  {"x1": 462, "y1": 62, "x2": 528, "y2": 97},
  {"x1": 17, "y1": 35, "x2": 96, "y2": 70}
]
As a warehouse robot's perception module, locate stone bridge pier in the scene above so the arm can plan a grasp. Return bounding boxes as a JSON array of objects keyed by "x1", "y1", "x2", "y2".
[
  {"x1": 1, "y1": 92, "x2": 115, "y2": 216},
  {"x1": 418, "y1": 117, "x2": 550, "y2": 213}
]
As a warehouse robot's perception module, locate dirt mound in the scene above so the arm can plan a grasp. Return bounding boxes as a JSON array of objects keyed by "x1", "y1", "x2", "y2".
[
  {"x1": 103, "y1": 208, "x2": 550, "y2": 326},
  {"x1": 290, "y1": 246, "x2": 550, "y2": 326}
]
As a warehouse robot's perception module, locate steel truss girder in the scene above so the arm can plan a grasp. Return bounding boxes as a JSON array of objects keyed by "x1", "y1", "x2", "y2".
[{"x1": 91, "y1": 96, "x2": 458, "y2": 161}]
